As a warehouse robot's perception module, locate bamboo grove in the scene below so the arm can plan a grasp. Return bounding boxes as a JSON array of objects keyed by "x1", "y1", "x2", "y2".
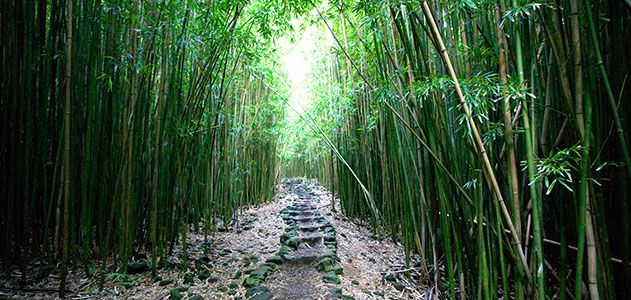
[
  {"x1": 283, "y1": 0, "x2": 631, "y2": 299},
  {"x1": 0, "y1": 0, "x2": 315, "y2": 293},
  {"x1": 2, "y1": 0, "x2": 631, "y2": 299}
]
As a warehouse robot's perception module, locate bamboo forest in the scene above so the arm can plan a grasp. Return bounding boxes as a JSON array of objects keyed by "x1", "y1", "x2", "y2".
[{"x1": 1, "y1": 0, "x2": 631, "y2": 299}]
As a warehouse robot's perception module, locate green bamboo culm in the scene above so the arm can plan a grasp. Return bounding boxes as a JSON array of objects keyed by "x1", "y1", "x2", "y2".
[
  {"x1": 282, "y1": 0, "x2": 631, "y2": 299},
  {"x1": 0, "y1": 0, "x2": 300, "y2": 285}
]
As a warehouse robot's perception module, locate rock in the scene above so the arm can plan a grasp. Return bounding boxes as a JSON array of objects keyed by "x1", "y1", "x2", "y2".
[
  {"x1": 249, "y1": 264, "x2": 273, "y2": 279},
  {"x1": 322, "y1": 271, "x2": 341, "y2": 284},
  {"x1": 266, "y1": 255, "x2": 283, "y2": 264},
  {"x1": 198, "y1": 256, "x2": 211, "y2": 265},
  {"x1": 169, "y1": 289, "x2": 183, "y2": 300},
  {"x1": 158, "y1": 279, "x2": 173, "y2": 286},
  {"x1": 169, "y1": 287, "x2": 188, "y2": 300},
  {"x1": 317, "y1": 256, "x2": 340, "y2": 272},
  {"x1": 263, "y1": 262, "x2": 277, "y2": 271},
  {"x1": 280, "y1": 232, "x2": 292, "y2": 243},
  {"x1": 327, "y1": 265, "x2": 343, "y2": 275},
  {"x1": 127, "y1": 261, "x2": 150, "y2": 274},
  {"x1": 245, "y1": 286, "x2": 272, "y2": 300},
  {"x1": 329, "y1": 287, "x2": 343, "y2": 298},
  {"x1": 324, "y1": 241, "x2": 338, "y2": 249},
  {"x1": 189, "y1": 294, "x2": 204, "y2": 300},
  {"x1": 195, "y1": 257, "x2": 210, "y2": 269},
  {"x1": 317, "y1": 258, "x2": 332, "y2": 271},
  {"x1": 183, "y1": 273, "x2": 194, "y2": 284},
  {"x1": 198, "y1": 270, "x2": 211, "y2": 281},
  {"x1": 243, "y1": 276, "x2": 261, "y2": 287},
  {"x1": 278, "y1": 245, "x2": 292, "y2": 259},
  {"x1": 285, "y1": 238, "x2": 299, "y2": 248},
  {"x1": 319, "y1": 250, "x2": 337, "y2": 260}
]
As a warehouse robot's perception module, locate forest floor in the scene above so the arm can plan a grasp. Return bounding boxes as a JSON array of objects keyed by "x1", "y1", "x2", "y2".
[{"x1": 1, "y1": 179, "x2": 430, "y2": 299}]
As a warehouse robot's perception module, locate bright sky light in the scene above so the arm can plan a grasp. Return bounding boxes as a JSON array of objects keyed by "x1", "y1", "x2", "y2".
[{"x1": 279, "y1": 21, "x2": 323, "y2": 121}]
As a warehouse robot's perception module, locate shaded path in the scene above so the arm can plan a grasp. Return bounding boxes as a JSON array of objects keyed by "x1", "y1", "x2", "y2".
[
  {"x1": 243, "y1": 179, "x2": 349, "y2": 299},
  {"x1": 0, "y1": 179, "x2": 428, "y2": 299}
]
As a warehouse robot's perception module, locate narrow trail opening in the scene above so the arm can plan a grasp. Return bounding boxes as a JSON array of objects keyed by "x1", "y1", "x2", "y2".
[
  {"x1": 2, "y1": 0, "x2": 631, "y2": 299},
  {"x1": 233, "y1": 179, "x2": 426, "y2": 300}
]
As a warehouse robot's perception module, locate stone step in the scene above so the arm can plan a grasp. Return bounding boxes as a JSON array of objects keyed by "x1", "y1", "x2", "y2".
[
  {"x1": 298, "y1": 224, "x2": 326, "y2": 232},
  {"x1": 288, "y1": 210, "x2": 318, "y2": 217},
  {"x1": 291, "y1": 205, "x2": 317, "y2": 211},
  {"x1": 283, "y1": 244, "x2": 327, "y2": 264},
  {"x1": 295, "y1": 235, "x2": 324, "y2": 247},
  {"x1": 293, "y1": 215, "x2": 322, "y2": 223}
]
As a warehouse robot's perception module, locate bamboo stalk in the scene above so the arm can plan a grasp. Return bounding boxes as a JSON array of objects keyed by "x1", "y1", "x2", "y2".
[
  {"x1": 419, "y1": 0, "x2": 532, "y2": 282},
  {"x1": 60, "y1": 0, "x2": 73, "y2": 296}
]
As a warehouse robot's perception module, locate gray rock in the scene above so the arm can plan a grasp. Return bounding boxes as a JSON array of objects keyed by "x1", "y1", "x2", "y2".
[
  {"x1": 189, "y1": 294, "x2": 204, "y2": 300},
  {"x1": 245, "y1": 286, "x2": 272, "y2": 300},
  {"x1": 266, "y1": 254, "x2": 283, "y2": 264},
  {"x1": 322, "y1": 271, "x2": 341, "y2": 284},
  {"x1": 158, "y1": 279, "x2": 173, "y2": 286},
  {"x1": 169, "y1": 287, "x2": 188, "y2": 300},
  {"x1": 127, "y1": 261, "x2": 150, "y2": 274},
  {"x1": 243, "y1": 276, "x2": 261, "y2": 287},
  {"x1": 198, "y1": 270, "x2": 211, "y2": 280},
  {"x1": 183, "y1": 273, "x2": 194, "y2": 284}
]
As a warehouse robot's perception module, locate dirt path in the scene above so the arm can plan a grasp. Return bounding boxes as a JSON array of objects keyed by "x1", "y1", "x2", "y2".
[
  {"x1": 0, "y1": 179, "x2": 429, "y2": 299},
  {"x1": 248, "y1": 180, "x2": 344, "y2": 299}
]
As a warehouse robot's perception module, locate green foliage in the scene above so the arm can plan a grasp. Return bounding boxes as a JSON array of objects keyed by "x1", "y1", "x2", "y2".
[
  {"x1": 108, "y1": 272, "x2": 139, "y2": 288},
  {"x1": 279, "y1": 0, "x2": 631, "y2": 299},
  {"x1": 527, "y1": 145, "x2": 582, "y2": 195},
  {"x1": 502, "y1": 2, "x2": 549, "y2": 23},
  {"x1": 2, "y1": 0, "x2": 630, "y2": 299}
]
